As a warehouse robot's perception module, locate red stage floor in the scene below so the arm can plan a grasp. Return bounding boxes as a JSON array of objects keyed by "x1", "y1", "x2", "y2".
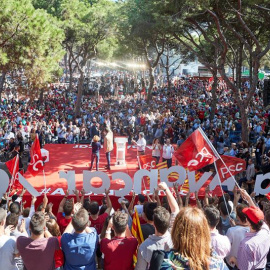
[{"x1": 23, "y1": 144, "x2": 222, "y2": 211}]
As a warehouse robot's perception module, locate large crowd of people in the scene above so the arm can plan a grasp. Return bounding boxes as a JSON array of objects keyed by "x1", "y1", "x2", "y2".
[
  {"x1": 1, "y1": 182, "x2": 270, "y2": 270},
  {"x1": 1, "y1": 70, "x2": 270, "y2": 269}
]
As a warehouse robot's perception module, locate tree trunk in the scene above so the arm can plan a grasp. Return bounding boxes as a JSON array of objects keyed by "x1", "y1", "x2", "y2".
[
  {"x1": 39, "y1": 89, "x2": 44, "y2": 104},
  {"x1": 68, "y1": 54, "x2": 73, "y2": 91},
  {"x1": 147, "y1": 67, "x2": 155, "y2": 101},
  {"x1": 64, "y1": 53, "x2": 68, "y2": 83},
  {"x1": 236, "y1": 43, "x2": 243, "y2": 89},
  {"x1": 210, "y1": 73, "x2": 218, "y2": 121},
  {"x1": 0, "y1": 71, "x2": 6, "y2": 100},
  {"x1": 74, "y1": 70, "x2": 84, "y2": 117},
  {"x1": 239, "y1": 104, "x2": 249, "y2": 142}
]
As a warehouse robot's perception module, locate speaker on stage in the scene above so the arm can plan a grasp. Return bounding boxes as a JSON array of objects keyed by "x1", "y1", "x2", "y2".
[{"x1": 263, "y1": 79, "x2": 270, "y2": 107}]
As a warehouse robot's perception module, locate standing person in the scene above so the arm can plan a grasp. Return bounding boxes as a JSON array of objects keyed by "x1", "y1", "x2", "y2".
[
  {"x1": 231, "y1": 205, "x2": 270, "y2": 270},
  {"x1": 0, "y1": 208, "x2": 19, "y2": 270},
  {"x1": 132, "y1": 132, "x2": 146, "y2": 156},
  {"x1": 61, "y1": 208, "x2": 98, "y2": 270},
  {"x1": 162, "y1": 139, "x2": 174, "y2": 168},
  {"x1": 104, "y1": 126, "x2": 113, "y2": 170},
  {"x1": 255, "y1": 137, "x2": 264, "y2": 167},
  {"x1": 90, "y1": 135, "x2": 101, "y2": 171},
  {"x1": 100, "y1": 212, "x2": 138, "y2": 270},
  {"x1": 149, "y1": 207, "x2": 228, "y2": 270},
  {"x1": 152, "y1": 138, "x2": 162, "y2": 164},
  {"x1": 17, "y1": 211, "x2": 60, "y2": 270}
]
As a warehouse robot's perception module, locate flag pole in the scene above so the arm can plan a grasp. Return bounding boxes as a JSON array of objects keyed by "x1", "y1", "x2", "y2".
[
  {"x1": 213, "y1": 161, "x2": 231, "y2": 216},
  {"x1": 43, "y1": 169, "x2": 46, "y2": 190},
  {"x1": 137, "y1": 156, "x2": 147, "y2": 191},
  {"x1": 198, "y1": 127, "x2": 241, "y2": 189}
]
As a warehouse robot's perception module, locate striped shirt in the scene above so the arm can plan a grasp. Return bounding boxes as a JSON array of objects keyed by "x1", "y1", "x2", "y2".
[{"x1": 237, "y1": 223, "x2": 270, "y2": 270}]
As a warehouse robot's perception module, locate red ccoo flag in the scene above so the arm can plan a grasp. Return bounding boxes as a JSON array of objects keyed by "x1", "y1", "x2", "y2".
[
  {"x1": 174, "y1": 129, "x2": 217, "y2": 171},
  {"x1": 28, "y1": 134, "x2": 43, "y2": 176}
]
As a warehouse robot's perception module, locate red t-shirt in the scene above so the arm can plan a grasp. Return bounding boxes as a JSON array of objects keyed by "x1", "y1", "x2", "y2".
[
  {"x1": 57, "y1": 212, "x2": 72, "y2": 235},
  {"x1": 100, "y1": 237, "x2": 138, "y2": 270},
  {"x1": 54, "y1": 236, "x2": 64, "y2": 268},
  {"x1": 89, "y1": 213, "x2": 108, "y2": 235}
]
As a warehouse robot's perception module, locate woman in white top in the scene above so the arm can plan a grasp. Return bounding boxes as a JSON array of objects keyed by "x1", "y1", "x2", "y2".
[
  {"x1": 152, "y1": 138, "x2": 162, "y2": 164},
  {"x1": 162, "y1": 138, "x2": 174, "y2": 168}
]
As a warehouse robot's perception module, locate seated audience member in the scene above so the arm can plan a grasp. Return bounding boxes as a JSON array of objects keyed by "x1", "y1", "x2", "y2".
[
  {"x1": 46, "y1": 218, "x2": 64, "y2": 270},
  {"x1": 204, "y1": 205, "x2": 231, "y2": 259},
  {"x1": 226, "y1": 204, "x2": 250, "y2": 268},
  {"x1": 0, "y1": 208, "x2": 19, "y2": 270},
  {"x1": 61, "y1": 206, "x2": 98, "y2": 270},
  {"x1": 17, "y1": 199, "x2": 60, "y2": 270},
  {"x1": 141, "y1": 202, "x2": 157, "y2": 240},
  {"x1": 149, "y1": 207, "x2": 229, "y2": 270},
  {"x1": 57, "y1": 191, "x2": 74, "y2": 234},
  {"x1": 100, "y1": 211, "x2": 138, "y2": 270},
  {"x1": 136, "y1": 206, "x2": 173, "y2": 270},
  {"x1": 232, "y1": 205, "x2": 270, "y2": 270}
]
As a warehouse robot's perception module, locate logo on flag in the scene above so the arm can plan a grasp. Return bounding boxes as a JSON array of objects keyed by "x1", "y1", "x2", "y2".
[
  {"x1": 174, "y1": 129, "x2": 217, "y2": 171},
  {"x1": 28, "y1": 135, "x2": 43, "y2": 176}
]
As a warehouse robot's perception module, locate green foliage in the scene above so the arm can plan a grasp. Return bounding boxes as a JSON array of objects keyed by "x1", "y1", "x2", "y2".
[{"x1": 0, "y1": 0, "x2": 64, "y2": 96}]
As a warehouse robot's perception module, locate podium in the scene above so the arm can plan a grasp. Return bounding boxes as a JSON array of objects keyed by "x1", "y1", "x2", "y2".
[{"x1": 114, "y1": 137, "x2": 128, "y2": 166}]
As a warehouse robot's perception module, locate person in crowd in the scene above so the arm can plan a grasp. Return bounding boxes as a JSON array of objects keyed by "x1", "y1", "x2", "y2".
[
  {"x1": 89, "y1": 135, "x2": 101, "y2": 171},
  {"x1": 57, "y1": 190, "x2": 74, "y2": 234},
  {"x1": 132, "y1": 132, "x2": 147, "y2": 156},
  {"x1": 61, "y1": 206, "x2": 98, "y2": 270},
  {"x1": 226, "y1": 204, "x2": 250, "y2": 269},
  {"x1": 0, "y1": 208, "x2": 19, "y2": 270},
  {"x1": 239, "y1": 158, "x2": 255, "y2": 194},
  {"x1": 152, "y1": 138, "x2": 162, "y2": 164},
  {"x1": 100, "y1": 211, "x2": 138, "y2": 270},
  {"x1": 204, "y1": 205, "x2": 231, "y2": 259},
  {"x1": 46, "y1": 218, "x2": 64, "y2": 270},
  {"x1": 149, "y1": 207, "x2": 228, "y2": 269},
  {"x1": 17, "y1": 197, "x2": 60, "y2": 270},
  {"x1": 141, "y1": 202, "x2": 157, "y2": 240},
  {"x1": 103, "y1": 126, "x2": 113, "y2": 170},
  {"x1": 162, "y1": 138, "x2": 174, "y2": 168}
]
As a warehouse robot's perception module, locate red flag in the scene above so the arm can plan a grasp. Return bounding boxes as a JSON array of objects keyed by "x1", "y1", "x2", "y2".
[
  {"x1": 12, "y1": 170, "x2": 24, "y2": 190},
  {"x1": 5, "y1": 155, "x2": 19, "y2": 177},
  {"x1": 28, "y1": 134, "x2": 43, "y2": 176},
  {"x1": 138, "y1": 154, "x2": 157, "y2": 170},
  {"x1": 216, "y1": 155, "x2": 246, "y2": 182},
  {"x1": 174, "y1": 129, "x2": 217, "y2": 171}
]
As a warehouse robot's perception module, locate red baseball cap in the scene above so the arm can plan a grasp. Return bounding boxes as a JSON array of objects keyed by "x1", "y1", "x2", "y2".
[{"x1": 243, "y1": 206, "x2": 264, "y2": 224}]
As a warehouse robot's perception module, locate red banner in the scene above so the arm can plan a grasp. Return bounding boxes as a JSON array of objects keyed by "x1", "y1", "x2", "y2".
[
  {"x1": 28, "y1": 135, "x2": 44, "y2": 177},
  {"x1": 174, "y1": 129, "x2": 217, "y2": 171},
  {"x1": 216, "y1": 155, "x2": 246, "y2": 182}
]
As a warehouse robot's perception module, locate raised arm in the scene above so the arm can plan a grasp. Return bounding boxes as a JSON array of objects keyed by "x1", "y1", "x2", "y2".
[
  {"x1": 158, "y1": 182, "x2": 179, "y2": 214},
  {"x1": 240, "y1": 189, "x2": 256, "y2": 207},
  {"x1": 128, "y1": 191, "x2": 136, "y2": 216},
  {"x1": 58, "y1": 190, "x2": 69, "y2": 213},
  {"x1": 73, "y1": 188, "x2": 80, "y2": 203},
  {"x1": 173, "y1": 183, "x2": 182, "y2": 208},
  {"x1": 41, "y1": 194, "x2": 48, "y2": 213},
  {"x1": 105, "y1": 189, "x2": 112, "y2": 214},
  {"x1": 80, "y1": 189, "x2": 86, "y2": 205}
]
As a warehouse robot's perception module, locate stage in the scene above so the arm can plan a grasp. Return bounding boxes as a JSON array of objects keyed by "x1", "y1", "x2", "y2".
[{"x1": 22, "y1": 144, "x2": 222, "y2": 211}]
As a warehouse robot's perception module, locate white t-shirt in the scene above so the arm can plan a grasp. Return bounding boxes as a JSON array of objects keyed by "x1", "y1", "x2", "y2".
[
  {"x1": 225, "y1": 225, "x2": 250, "y2": 264},
  {"x1": 0, "y1": 235, "x2": 18, "y2": 270}
]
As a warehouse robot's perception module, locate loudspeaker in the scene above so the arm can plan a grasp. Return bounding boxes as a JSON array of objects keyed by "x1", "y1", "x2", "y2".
[{"x1": 263, "y1": 79, "x2": 270, "y2": 107}]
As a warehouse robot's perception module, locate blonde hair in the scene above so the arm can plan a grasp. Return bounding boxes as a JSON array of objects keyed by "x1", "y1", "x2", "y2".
[
  {"x1": 93, "y1": 135, "x2": 100, "y2": 142},
  {"x1": 171, "y1": 207, "x2": 211, "y2": 270}
]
